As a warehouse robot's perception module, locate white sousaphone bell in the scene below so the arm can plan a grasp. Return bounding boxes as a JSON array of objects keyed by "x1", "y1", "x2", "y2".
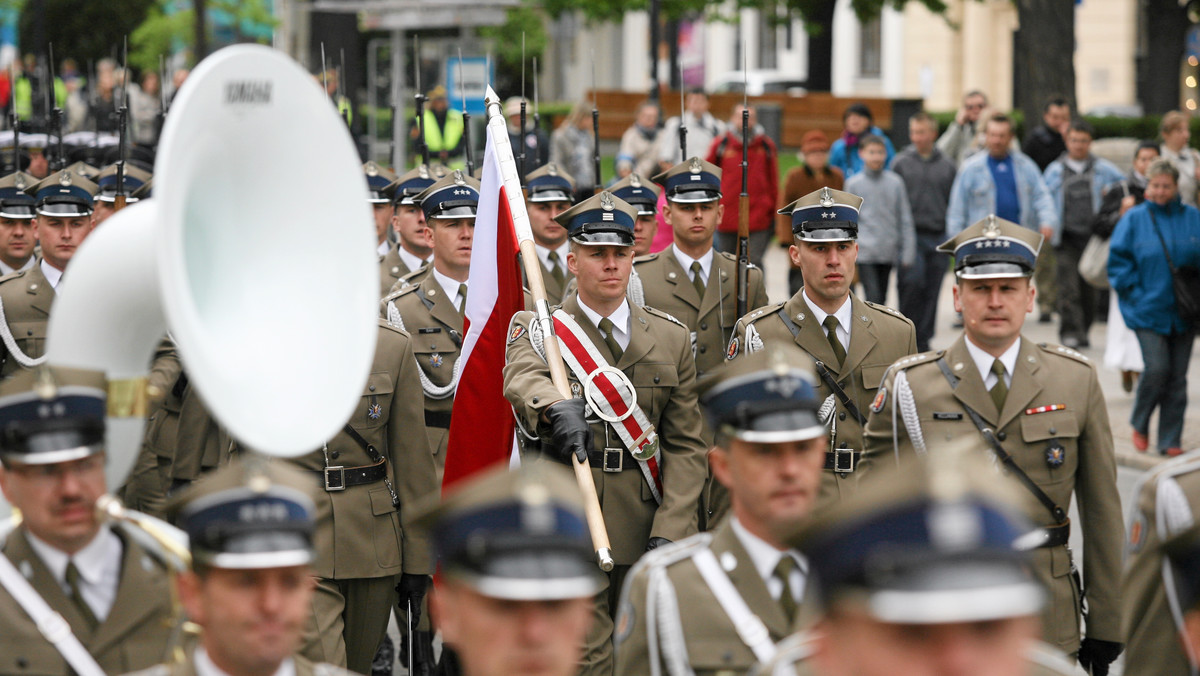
[{"x1": 25, "y1": 44, "x2": 377, "y2": 501}]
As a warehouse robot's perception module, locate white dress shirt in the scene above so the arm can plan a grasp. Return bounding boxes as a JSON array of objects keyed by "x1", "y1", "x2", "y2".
[
  {"x1": 432, "y1": 267, "x2": 468, "y2": 310},
  {"x1": 730, "y1": 517, "x2": 807, "y2": 604},
  {"x1": 397, "y1": 246, "x2": 429, "y2": 272},
  {"x1": 0, "y1": 256, "x2": 34, "y2": 276},
  {"x1": 964, "y1": 336, "x2": 1021, "y2": 390},
  {"x1": 801, "y1": 290, "x2": 852, "y2": 353},
  {"x1": 40, "y1": 259, "x2": 63, "y2": 290},
  {"x1": 26, "y1": 524, "x2": 123, "y2": 621},
  {"x1": 577, "y1": 296, "x2": 632, "y2": 352},
  {"x1": 671, "y1": 245, "x2": 714, "y2": 288},
  {"x1": 376, "y1": 240, "x2": 391, "y2": 257},
  {"x1": 195, "y1": 646, "x2": 296, "y2": 676},
  {"x1": 536, "y1": 241, "x2": 571, "y2": 273}
]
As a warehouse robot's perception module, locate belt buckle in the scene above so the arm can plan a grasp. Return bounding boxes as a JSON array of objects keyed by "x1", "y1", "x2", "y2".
[
  {"x1": 324, "y1": 466, "x2": 347, "y2": 491},
  {"x1": 833, "y1": 448, "x2": 856, "y2": 474},
  {"x1": 602, "y1": 447, "x2": 624, "y2": 472}
]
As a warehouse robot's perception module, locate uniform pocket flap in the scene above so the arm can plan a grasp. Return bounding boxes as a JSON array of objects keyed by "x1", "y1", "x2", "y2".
[
  {"x1": 370, "y1": 486, "x2": 397, "y2": 515},
  {"x1": 632, "y1": 363, "x2": 678, "y2": 388},
  {"x1": 363, "y1": 371, "x2": 394, "y2": 396},
  {"x1": 1020, "y1": 412, "x2": 1080, "y2": 442},
  {"x1": 685, "y1": 640, "x2": 757, "y2": 671},
  {"x1": 860, "y1": 363, "x2": 890, "y2": 389}
]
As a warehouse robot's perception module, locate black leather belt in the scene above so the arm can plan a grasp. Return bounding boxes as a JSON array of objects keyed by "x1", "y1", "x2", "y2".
[
  {"x1": 824, "y1": 449, "x2": 860, "y2": 474},
  {"x1": 316, "y1": 458, "x2": 388, "y2": 491},
  {"x1": 1015, "y1": 520, "x2": 1072, "y2": 550},
  {"x1": 1041, "y1": 521, "x2": 1071, "y2": 548},
  {"x1": 425, "y1": 410, "x2": 452, "y2": 429},
  {"x1": 587, "y1": 447, "x2": 638, "y2": 472}
]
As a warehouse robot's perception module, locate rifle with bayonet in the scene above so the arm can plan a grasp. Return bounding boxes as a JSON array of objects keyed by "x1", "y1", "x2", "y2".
[
  {"x1": 677, "y1": 64, "x2": 687, "y2": 162},
  {"x1": 9, "y1": 61, "x2": 19, "y2": 173},
  {"x1": 591, "y1": 57, "x2": 601, "y2": 195},
  {"x1": 48, "y1": 45, "x2": 64, "y2": 171},
  {"x1": 414, "y1": 37, "x2": 429, "y2": 167},
  {"x1": 518, "y1": 34, "x2": 527, "y2": 185},
  {"x1": 735, "y1": 57, "x2": 749, "y2": 320},
  {"x1": 114, "y1": 38, "x2": 129, "y2": 213},
  {"x1": 458, "y1": 49, "x2": 474, "y2": 175}
]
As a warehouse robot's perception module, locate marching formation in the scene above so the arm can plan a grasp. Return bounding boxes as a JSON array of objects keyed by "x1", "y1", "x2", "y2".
[{"x1": 0, "y1": 44, "x2": 1197, "y2": 676}]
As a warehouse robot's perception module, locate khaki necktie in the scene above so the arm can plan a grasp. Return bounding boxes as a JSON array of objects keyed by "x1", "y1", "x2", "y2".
[
  {"x1": 458, "y1": 283, "x2": 468, "y2": 315},
  {"x1": 823, "y1": 316, "x2": 846, "y2": 367},
  {"x1": 599, "y1": 317, "x2": 623, "y2": 362},
  {"x1": 990, "y1": 359, "x2": 1008, "y2": 411},
  {"x1": 773, "y1": 556, "x2": 798, "y2": 624},
  {"x1": 690, "y1": 261, "x2": 706, "y2": 300},
  {"x1": 547, "y1": 250, "x2": 566, "y2": 287},
  {"x1": 65, "y1": 561, "x2": 99, "y2": 630}
]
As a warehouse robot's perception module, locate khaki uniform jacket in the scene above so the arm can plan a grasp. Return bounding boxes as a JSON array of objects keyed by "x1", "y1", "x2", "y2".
[
  {"x1": 0, "y1": 527, "x2": 175, "y2": 675},
  {"x1": 730, "y1": 291, "x2": 916, "y2": 507},
  {"x1": 0, "y1": 262, "x2": 54, "y2": 379},
  {"x1": 123, "y1": 650, "x2": 355, "y2": 676},
  {"x1": 169, "y1": 386, "x2": 232, "y2": 483},
  {"x1": 633, "y1": 247, "x2": 769, "y2": 378},
  {"x1": 862, "y1": 336, "x2": 1123, "y2": 653},
  {"x1": 290, "y1": 320, "x2": 438, "y2": 579},
  {"x1": 615, "y1": 520, "x2": 820, "y2": 675},
  {"x1": 1121, "y1": 451, "x2": 1200, "y2": 676},
  {"x1": 379, "y1": 245, "x2": 425, "y2": 298},
  {"x1": 522, "y1": 251, "x2": 573, "y2": 307},
  {"x1": 503, "y1": 294, "x2": 708, "y2": 564},
  {"x1": 382, "y1": 273, "x2": 463, "y2": 475}
]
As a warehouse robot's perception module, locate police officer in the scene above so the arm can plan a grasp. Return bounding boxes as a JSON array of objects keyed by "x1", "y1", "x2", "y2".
[
  {"x1": 0, "y1": 171, "x2": 37, "y2": 275},
  {"x1": 0, "y1": 366, "x2": 175, "y2": 673},
  {"x1": 754, "y1": 449, "x2": 1082, "y2": 676},
  {"x1": 382, "y1": 170, "x2": 479, "y2": 476},
  {"x1": 1122, "y1": 451, "x2": 1200, "y2": 676},
  {"x1": 615, "y1": 343, "x2": 826, "y2": 674},
  {"x1": 504, "y1": 191, "x2": 708, "y2": 676},
  {"x1": 91, "y1": 163, "x2": 152, "y2": 226},
  {"x1": 294, "y1": 320, "x2": 439, "y2": 674},
  {"x1": 380, "y1": 165, "x2": 439, "y2": 296},
  {"x1": 730, "y1": 187, "x2": 916, "y2": 509},
  {"x1": 130, "y1": 456, "x2": 354, "y2": 676},
  {"x1": 523, "y1": 163, "x2": 576, "y2": 305},
  {"x1": 418, "y1": 463, "x2": 604, "y2": 676},
  {"x1": 0, "y1": 169, "x2": 98, "y2": 378},
  {"x1": 863, "y1": 216, "x2": 1123, "y2": 671}
]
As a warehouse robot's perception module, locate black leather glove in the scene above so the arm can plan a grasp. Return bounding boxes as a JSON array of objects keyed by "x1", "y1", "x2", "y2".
[
  {"x1": 544, "y1": 398, "x2": 592, "y2": 465},
  {"x1": 1077, "y1": 638, "x2": 1123, "y2": 676},
  {"x1": 395, "y1": 574, "x2": 430, "y2": 630},
  {"x1": 646, "y1": 537, "x2": 672, "y2": 552}
]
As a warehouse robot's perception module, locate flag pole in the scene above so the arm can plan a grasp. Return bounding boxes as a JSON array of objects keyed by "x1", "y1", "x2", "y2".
[{"x1": 484, "y1": 86, "x2": 614, "y2": 572}]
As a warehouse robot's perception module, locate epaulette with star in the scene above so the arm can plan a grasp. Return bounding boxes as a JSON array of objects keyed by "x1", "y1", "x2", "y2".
[
  {"x1": 643, "y1": 306, "x2": 689, "y2": 330},
  {"x1": 1036, "y1": 341, "x2": 1091, "y2": 364}
]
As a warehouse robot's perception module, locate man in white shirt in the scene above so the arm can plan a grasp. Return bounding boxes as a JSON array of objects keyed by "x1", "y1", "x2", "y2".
[
  {"x1": 0, "y1": 366, "x2": 174, "y2": 673},
  {"x1": 614, "y1": 342, "x2": 828, "y2": 675}
]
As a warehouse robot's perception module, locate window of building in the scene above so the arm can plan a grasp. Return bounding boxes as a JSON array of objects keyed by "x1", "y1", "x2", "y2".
[{"x1": 859, "y1": 17, "x2": 881, "y2": 78}]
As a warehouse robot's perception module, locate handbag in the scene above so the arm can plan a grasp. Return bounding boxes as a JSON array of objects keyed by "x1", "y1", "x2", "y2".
[
  {"x1": 1149, "y1": 210, "x2": 1200, "y2": 325},
  {"x1": 1077, "y1": 235, "x2": 1110, "y2": 289}
]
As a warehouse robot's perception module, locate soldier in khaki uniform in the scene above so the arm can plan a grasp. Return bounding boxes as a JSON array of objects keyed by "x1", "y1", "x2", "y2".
[
  {"x1": 863, "y1": 217, "x2": 1123, "y2": 672},
  {"x1": 128, "y1": 457, "x2": 354, "y2": 676},
  {"x1": 381, "y1": 170, "x2": 479, "y2": 476},
  {"x1": 523, "y1": 163, "x2": 576, "y2": 305},
  {"x1": 1122, "y1": 451, "x2": 1200, "y2": 676},
  {"x1": 363, "y1": 161, "x2": 400, "y2": 293},
  {"x1": 379, "y1": 166, "x2": 438, "y2": 296},
  {"x1": 120, "y1": 341, "x2": 183, "y2": 518},
  {"x1": 754, "y1": 450, "x2": 1082, "y2": 676},
  {"x1": 1161, "y1": 520, "x2": 1200, "y2": 672},
  {"x1": 0, "y1": 171, "x2": 39, "y2": 275},
  {"x1": 91, "y1": 163, "x2": 152, "y2": 227},
  {"x1": 615, "y1": 344, "x2": 827, "y2": 675},
  {"x1": 729, "y1": 187, "x2": 916, "y2": 510},
  {"x1": 504, "y1": 191, "x2": 708, "y2": 676},
  {"x1": 0, "y1": 367, "x2": 176, "y2": 673},
  {"x1": 294, "y1": 320, "x2": 439, "y2": 674},
  {"x1": 0, "y1": 169, "x2": 98, "y2": 379}
]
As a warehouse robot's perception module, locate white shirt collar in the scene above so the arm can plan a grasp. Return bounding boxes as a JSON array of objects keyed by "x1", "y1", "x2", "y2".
[
  {"x1": 536, "y1": 241, "x2": 571, "y2": 270},
  {"x1": 195, "y1": 646, "x2": 296, "y2": 676},
  {"x1": 40, "y1": 259, "x2": 63, "y2": 289},
  {"x1": 0, "y1": 256, "x2": 34, "y2": 276},
  {"x1": 730, "y1": 517, "x2": 807, "y2": 603},
  {"x1": 671, "y1": 245, "x2": 714, "y2": 287},
  {"x1": 26, "y1": 524, "x2": 123, "y2": 620},
  {"x1": 376, "y1": 240, "x2": 391, "y2": 257},
  {"x1": 801, "y1": 289, "x2": 852, "y2": 350},
  {"x1": 432, "y1": 267, "x2": 468, "y2": 309},
  {"x1": 397, "y1": 246, "x2": 429, "y2": 272},
  {"x1": 964, "y1": 337, "x2": 1021, "y2": 390},
  {"x1": 576, "y1": 296, "x2": 632, "y2": 351}
]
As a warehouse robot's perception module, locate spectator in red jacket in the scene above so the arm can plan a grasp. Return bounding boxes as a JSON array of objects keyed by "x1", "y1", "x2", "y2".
[{"x1": 706, "y1": 103, "x2": 778, "y2": 268}]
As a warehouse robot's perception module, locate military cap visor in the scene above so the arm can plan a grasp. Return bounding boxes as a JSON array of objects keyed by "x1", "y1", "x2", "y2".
[
  {"x1": 0, "y1": 385, "x2": 106, "y2": 466},
  {"x1": 180, "y1": 484, "x2": 316, "y2": 570},
  {"x1": 526, "y1": 165, "x2": 576, "y2": 204},
  {"x1": 781, "y1": 187, "x2": 862, "y2": 242},
  {"x1": 609, "y1": 177, "x2": 661, "y2": 217},
  {"x1": 653, "y1": 158, "x2": 722, "y2": 203},
  {"x1": 701, "y1": 370, "x2": 825, "y2": 443},
  {"x1": 93, "y1": 164, "x2": 152, "y2": 204},
  {"x1": 0, "y1": 197, "x2": 36, "y2": 219},
  {"x1": 415, "y1": 172, "x2": 481, "y2": 221},
  {"x1": 939, "y1": 216, "x2": 1042, "y2": 279},
  {"x1": 555, "y1": 192, "x2": 638, "y2": 247}
]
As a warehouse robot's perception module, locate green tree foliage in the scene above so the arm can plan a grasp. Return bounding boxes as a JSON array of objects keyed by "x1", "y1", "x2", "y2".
[
  {"x1": 130, "y1": 0, "x2": 278, "y2": 72},
  {"x1": 477, "y1": 5, "x2": 549, "y2": 98},
  {"x1": 18, "y1": 0, "x2": 154, "y2": 66}
]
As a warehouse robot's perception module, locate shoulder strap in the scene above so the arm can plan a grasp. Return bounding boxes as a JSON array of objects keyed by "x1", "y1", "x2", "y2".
[
  {"x1": 777, "y1": 311, "x2": 865, "y2": 425},
  {"x1": 691, "y1": 548, "x2": 777, "y2": 664},
  {"x1": 0, "y1": 551, "x2": 106, "y2": 676},
  {"x1": 933, "y1": 358, "x2": 1068, "y2": 524}
]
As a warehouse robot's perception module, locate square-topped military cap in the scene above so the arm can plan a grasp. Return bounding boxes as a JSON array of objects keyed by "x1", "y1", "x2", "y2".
[
  {"x1": 525, "y1": 163, "x2": 575, "y2": 204},
  {"x1": 0, "y1": 172, "x2": 37, "y2": 219},
  {"x1": 0, "y1": 365, "x2": 107, "y2": 467},
  {"x1": 60, "y1": 161, "x2": 100, "y2": 182},
  {"x1": 387, "y1": 165, "x2": 440, "y2": 206},
  {"x1": 131, "y1": 178, "x2": 153, "y2": 200},
  {"x1": 783, "y1": 444, "x2": 1044, "y2": 625},
  {"x1": 26, "y1": 170, "x2": 98, "y2": 217},
  {"x1": 608, "y1": 173, "x2": 661, "y2": 217},
  {"x1": 938, "y1": 215, "x2": 1043, "y2": 279},
  {"x1": 94, "y1": 163, "x2": 153, "y2": 204},
  {"x1": 415, "y1": 170, "x2": 481, "y2": 221},
  {"x1": 554, "y1": 191, "x2": 638, "y2": 247},
  {"x1": 699, "y1": 343, "x2": 825, "y2": 444},
  {"x1": 363, "y1": 161, "x2": 399, "y2": 204},
  {"x1": 412, "y1": 462, "x2": 603, "y2": 601},
  {"x1": 169, "y1": 455, "x2": 318, "y2": 570},
  {"x1": 779, "y1": 187, "x2": 863, "y2": 242},
  {"x1": 652, "y1": 157, "x2": 722, "y2": 203}
]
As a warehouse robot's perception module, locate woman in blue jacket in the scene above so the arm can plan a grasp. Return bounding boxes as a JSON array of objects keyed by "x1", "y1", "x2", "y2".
[{"x1": 1109, "y1": 159, "x2": 1200, "y2": 456}]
